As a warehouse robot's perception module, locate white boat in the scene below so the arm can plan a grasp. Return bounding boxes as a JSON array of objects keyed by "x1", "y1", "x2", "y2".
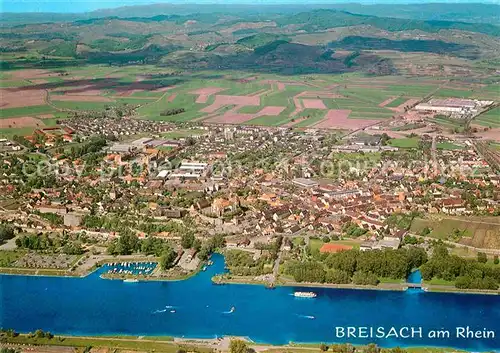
[
  {"x1": 124, "y1": 279, "x2": 139, "y2": 283},
  {"x1": 293, "y1": 291, "x2": 317, "y2": 298}
]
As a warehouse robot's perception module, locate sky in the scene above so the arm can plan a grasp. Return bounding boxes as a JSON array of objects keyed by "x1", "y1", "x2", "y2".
[{"x1": 1, "y1": 0, "x2": 499, "y2": 13}]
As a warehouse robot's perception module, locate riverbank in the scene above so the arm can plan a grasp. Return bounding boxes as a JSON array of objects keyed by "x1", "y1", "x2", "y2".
[
  {"x1": 1, "y1": 333, "x2": 470, "y2": 353},
  {"x1": 0, "y1": 255, "x2": 203, "y2": 282},
  {"x1": 1, "y1": 257, "x2": 498, "y2": 295},
  {"x1": 213, "y1": 274, "x2": 408, "y2": 291},
  {"x1": 212, "y1": 275, "x2": 500, "y2": 295},
  {"x1": 426, "y1": 284, "x2": 499, "y2": 295}
]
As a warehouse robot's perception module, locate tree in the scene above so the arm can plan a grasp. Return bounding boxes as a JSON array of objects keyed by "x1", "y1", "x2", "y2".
[
  {"x1": 319, "y1": 343, "x2": 329, "y2": 351},
  {"x1": 364, "y1": 344, "x2": 380, "y2": 353},
  {"x1": 229, "y1": 339, "x2": 248, "y2": 353},
  {"x1": 197, "y1": 245, "x2": 211, "y2": 261},
  {"x1": 108, "y1": 232, "x2": 139, "y2": 255},
  {"x1": 494, "y1": 255, "x2": 499, "y2": 265},
  {"x1": 211, "y1": 233, "x2": 226, "y2": 249},
  {"x1": 160, "y1": 247, "x2": 177, "y2": 270},
  {"x1": 0, "y1": 224, "x2": 15, "y2": 244},
  {"x1": 181, "y1": 232, "x2": 195, "y2": 249},
  {"x1": 192, "y1": 238, "x2": 202, "y2": 251},
  {"x1": 477, "y1": 252, "x2": 488, "y2": 264},
  {"x1": 1, "y1": 348, "x2": 20, "y2": 353},
  {"x1": 390, "y1": 348, "x2": 407, "y2": 353}
]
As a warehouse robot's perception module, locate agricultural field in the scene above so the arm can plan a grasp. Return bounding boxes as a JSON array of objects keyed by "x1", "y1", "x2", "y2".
[
  {"x1": 474, "y1": 107, "x2": 500, "y2": 128},
  {"x1": 388, "y1": 137, "x2": 420, "y2": 148},
  {"x1": 1, "y1": 65, "x2": 499, "y2": 134},
  {"x1": 410, "y1": 216, "x2": 500, "y2": 250},
  {"x1": 436, "y1": 142, "x2": 464, "y2": 150}
]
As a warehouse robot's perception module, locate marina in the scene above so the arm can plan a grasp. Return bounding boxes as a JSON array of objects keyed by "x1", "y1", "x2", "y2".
[{"x1": 102, "y1": 261, "x2": 157, "y2": 276}]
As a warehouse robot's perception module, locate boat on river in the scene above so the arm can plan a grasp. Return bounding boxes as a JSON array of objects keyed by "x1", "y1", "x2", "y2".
[
  {"x1": 294, "y1": 291, "x2": 317, "y2": 298},
  {"x1": 124, "y1": 279, "x2": 139, "y2": 283}
]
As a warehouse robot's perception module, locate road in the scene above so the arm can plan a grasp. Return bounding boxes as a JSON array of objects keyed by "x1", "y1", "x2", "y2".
[
  {"x1": 270, "y1": 243, "x2": 284, "y2": 285},
  {"x1": 431, "y1": 135, "x2": 437, "y2": 173}
]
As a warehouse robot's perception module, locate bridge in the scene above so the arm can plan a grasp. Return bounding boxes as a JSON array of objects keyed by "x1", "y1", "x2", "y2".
[{"x1": 405, "y1": 283, "x2": 423, "y2": 289}]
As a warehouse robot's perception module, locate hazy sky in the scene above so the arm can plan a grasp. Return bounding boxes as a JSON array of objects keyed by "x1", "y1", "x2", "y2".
[{"x1": 2, "y1": 0, "x2": 499, "y2": 13}]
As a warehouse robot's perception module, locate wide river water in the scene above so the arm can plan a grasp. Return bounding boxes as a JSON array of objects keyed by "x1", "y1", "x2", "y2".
[{"x1": 1, "y1": 254, "x2": 499, "y2": 350}]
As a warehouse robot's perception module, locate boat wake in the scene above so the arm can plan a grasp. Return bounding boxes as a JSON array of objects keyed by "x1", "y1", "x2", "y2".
[
  {"x1": 153, "y1": 305, "x2": 176, "y2": 314},
  {"x1": 223, "y1": 306, "x2": 235, "y2": 314},
  {"x1": 297, "y1": 314, "x2": 315, "y2": 320}
]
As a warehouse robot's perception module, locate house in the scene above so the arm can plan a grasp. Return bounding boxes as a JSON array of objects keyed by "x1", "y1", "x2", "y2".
[
  {"x1": 292, "y1": 178, "x2": 319, "y2": 188},
  {"x1": 286, "y1": 225, "x2": 302, "y2": 234},
  {"x1": 163, "y1": 209, "x2": 183, "y2": 218},
  {"x1": 393, "y1": 229, "x2": 408, "y2": 240},
  {"x1": 237, "y1": 238, "x2": 251, "y2": 247},
  {"x1": 440, "y1": 198, "x2": 466, "y2": 214},
  {"x1": 376, "y1": 237, "x2": 401, "y2": 250},
  {"x1": 350, "y1": 135, "x2": 382, "y2": 146},
  {"x1": 360, "y1": 241, "x2": 376, "y2": 251},
  {"x1": 35, "y1": 205, "x2": 68, "y2": 215},
  {"x1": 272, "y1": 209, "x2": 290, "y2": 222},
  {"x1": 186, "y1": 248, "x2": 197, "y2": 261},
  {"x1": 283, "y1": 238, "x2": 292, "y2": 251}
]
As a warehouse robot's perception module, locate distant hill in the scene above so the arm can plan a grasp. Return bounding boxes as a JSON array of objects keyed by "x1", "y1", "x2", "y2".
[
  {"x1": 278, "y1": 10, "x2": 500, "y2": 37},
  {"x1": 1, "y1": 3, "x2": 499, "y2": 76},
  {"x1": 2, "y1": 3, "x2": 500, "y2": 25}
]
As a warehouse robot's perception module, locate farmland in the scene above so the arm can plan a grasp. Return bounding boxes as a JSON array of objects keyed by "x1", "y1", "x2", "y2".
[
  {"x1": 0, "y1": 64, "x2": 499, "y2": 135},
  {"x1": 388, "y1": 137, "x2": 420, "y2": 148},
  {"x1": 410, "y1": 216, "x2": 500, "y2": 250},
  {"x1": 474, "y1": 107, "x2": 500, "y2": 128}
]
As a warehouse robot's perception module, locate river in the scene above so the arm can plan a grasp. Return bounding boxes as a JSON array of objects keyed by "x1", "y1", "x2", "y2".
[{"x1": 0, "y1": 254, "x2": 499, "y2": 350}]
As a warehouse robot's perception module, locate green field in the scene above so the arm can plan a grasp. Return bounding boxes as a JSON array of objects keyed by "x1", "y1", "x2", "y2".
[
  {"x1": 385, "y1": 96, "x2": 409, "y2": 108},
  {"x1": 0, "y1": 250, "x2": 24, "y2": 267},
  {"x1": 388, "y1": 137, "x2": 420, "y2": 148},
  {"x1": 3, "y1": 334, "x2": 215, "y2": 353},
  {"x1": 0, "y1": 105, "x2": 56, "y2": 118},
  {"x1": 475, "y1": 107, "x2": 500, "y2": 128},
  {"x1": 162, "y1": 129, "x2": 206, "y2": 138},
  {"x1": 0, "y1": 80, "x2": 31, "y2": 88},
  {"x1": 428, "y1": 115, "x2": 465, "y2": 129},
  {"x1": 436, "y1": 142, "x2": 464, "y2": 150},
  {"x1": 50, "y1": 101, "x2": 115, "y2": 111},
  {"x1": 0, "y1": 127, "x2": 38, "y2": 138},
  {"x1": 293, "y1": 113, "x2": 326, "y2": 128}
]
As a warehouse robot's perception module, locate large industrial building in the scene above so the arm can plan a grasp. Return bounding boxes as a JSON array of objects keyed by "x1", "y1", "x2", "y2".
[{"x1": 415, "y1": 98, "x2": 494, "y2": 115}]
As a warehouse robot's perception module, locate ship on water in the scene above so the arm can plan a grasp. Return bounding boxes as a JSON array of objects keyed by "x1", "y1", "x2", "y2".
[{"x1": 293, "y1": 291, "x2": 317, "y2": 298}]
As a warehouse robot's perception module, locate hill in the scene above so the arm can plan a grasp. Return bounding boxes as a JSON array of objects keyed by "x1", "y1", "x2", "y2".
[{"x1": 1, "y1": 5, "x2": 499, "y2": 77}]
